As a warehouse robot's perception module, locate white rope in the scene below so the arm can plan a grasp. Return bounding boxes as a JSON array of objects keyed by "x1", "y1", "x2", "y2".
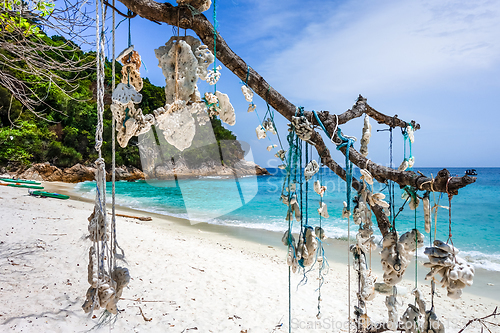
[
  {"x1": 92, "y1": 0, "x2": 102, "y2": 312},
  {"x1": 111, "y1": 0, "x2": 117, "y2": 272}
]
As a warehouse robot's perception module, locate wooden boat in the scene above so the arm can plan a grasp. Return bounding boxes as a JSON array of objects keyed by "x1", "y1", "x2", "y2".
[{"x1": 29, "y1": 190, "x2": 70, "y2": 200}]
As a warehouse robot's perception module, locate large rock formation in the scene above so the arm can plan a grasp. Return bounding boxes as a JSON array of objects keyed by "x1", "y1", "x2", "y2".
[
  {"x1": 15, "y1": 163, "x2": 145, "y2": 183},
  {"x1": 10, "y1": 161, "x2": 268, "y2": 183},
  {"x1": 151, "y1": 159, "x2": 269, "y2": 180}
]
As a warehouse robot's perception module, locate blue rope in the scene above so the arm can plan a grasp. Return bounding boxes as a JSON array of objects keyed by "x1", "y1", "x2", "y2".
[
  {"x1": 127, "y1": 9, "x2": 132, "y2": 47},
  {"x1": 402, "y1": 124, "x2": 414, "y2": 170},
  {"x1": 336, "y1": 128, "x2": 354, "y2": 211},
  {"x1": 312, "y1": 110, "x2": 330, "y2": 137}
]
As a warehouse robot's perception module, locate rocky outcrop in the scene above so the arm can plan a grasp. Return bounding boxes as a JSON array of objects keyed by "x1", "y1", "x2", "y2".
[
  {"x1": 12, "y1": 160, "x2": 268, "y2": 183},
  {"x1": 107, "y1": 166, "x2": 145, "y2": 182},
  {"x1": 61, "y1": 164, "x2": 96, "y2": 182},
  {"x1": 146, "y1": 158, "x2": 269, "y2": 180},
  {"x1": 15, "y1": 163, "x2": 145, "y2": 183},
  {"x1": 16, "y1": 162, "x2": 64, "y2": 182}
]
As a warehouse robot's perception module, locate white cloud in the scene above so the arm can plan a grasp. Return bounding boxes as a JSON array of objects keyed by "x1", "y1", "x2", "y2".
[{"x1": 260, "y1": 0, "x2": 500, "y2": 104}]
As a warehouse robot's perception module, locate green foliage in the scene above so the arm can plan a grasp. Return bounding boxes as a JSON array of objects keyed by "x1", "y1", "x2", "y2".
[
  {"x1": 1, "y1": 0, "x2": 54, "y2": 37},
  {"x1": 0, "y1": 85, "x2": 23, "y2": 126},
  {"x1": 0, "y1": 28, "x2": 243, "y2": 171}
]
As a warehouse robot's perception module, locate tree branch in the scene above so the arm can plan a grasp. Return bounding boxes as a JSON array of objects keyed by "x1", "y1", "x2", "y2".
[{"x1": 116, "y1": 0, "x2": 476, "y2": 238}]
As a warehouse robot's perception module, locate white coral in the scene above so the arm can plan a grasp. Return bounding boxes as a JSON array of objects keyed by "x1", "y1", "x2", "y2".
[
  {"x1": 194, "y1": 45, "x2": 214, "y2": 80},
  {"x1": 360, "y1": 114, "x2": 371, "y2": 157},
  {"x1": 304, "y1": 160, "x2": 319, "y2": 181},
  {"x1": 256, "y1": 125, "x2": 266, "y2": 139},
  {"x1": 317, "y1": 202, "x2": 329, "y2": 218},
  {"x1": 206, "y1": 65, "x2": 222, "y2": 85},
  {"x1": 241, "y1": 85, "x2": 253, "y2": 102},
  {"x1": 215, "y1": 91, "x2": 235, "y2": 126},
  {"x1": 155, "y1": 104, "x2": 197, "y2": 151},
  {"x1": 424, "y1": 239, "x2": 474, "y2": 299},
  {"x1": 112, "y1": 83, "x2": 143, "y2": 105}
]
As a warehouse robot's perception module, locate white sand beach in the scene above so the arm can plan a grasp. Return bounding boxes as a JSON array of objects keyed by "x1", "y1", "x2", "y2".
[{"x1": 1, "y1": 182, "x2": 498, "y2": 333}]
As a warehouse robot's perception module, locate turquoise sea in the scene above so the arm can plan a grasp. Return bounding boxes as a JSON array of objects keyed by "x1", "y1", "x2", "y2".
[{"x1": 75, "y1": 167, "x2": 500, "y2": 271}]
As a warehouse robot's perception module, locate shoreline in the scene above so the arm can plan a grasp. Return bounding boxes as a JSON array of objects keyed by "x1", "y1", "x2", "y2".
[
  {"x1": 47, "y1": 181, "x2": 500, "y2": 300},
  {"x1": 2, "y1": 181, "x2": 498, "y2": 332}
]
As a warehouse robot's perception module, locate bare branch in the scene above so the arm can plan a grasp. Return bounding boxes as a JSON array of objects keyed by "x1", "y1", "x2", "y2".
[{"x1": 115, "y1": 0, "x2": 476, "y2": 239}]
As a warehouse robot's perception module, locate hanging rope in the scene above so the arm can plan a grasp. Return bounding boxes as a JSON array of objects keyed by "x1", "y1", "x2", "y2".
[
  {"x1": 401, "y1": 123, "x2": 414, "y2": 170},
  {"x1": 335, "y1": 128, "x2": 355, "y2": 212},
  {"x1": 212, "y1": 0, "x2": 218, "y2": 93},
  {"x1": 282, "y1": 120, "x2": 302, "y2": 333},
  {"x1": 111, "y1": 0, "x2": 117, "y2": 272},
  {"x1": 334, "y1": 128, "x2": 355, "y2": 332},
  {"x1": 316, "y1": 157, "x2": 329, "y2": 320},
  {"x1": 446, "y1": 178, "x2": 454, "y2": 246}
]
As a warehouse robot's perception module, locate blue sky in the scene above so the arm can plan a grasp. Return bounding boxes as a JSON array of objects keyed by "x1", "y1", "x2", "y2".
[{"x1": 98, "y1": 0, "x2": 500, "y2": 168}]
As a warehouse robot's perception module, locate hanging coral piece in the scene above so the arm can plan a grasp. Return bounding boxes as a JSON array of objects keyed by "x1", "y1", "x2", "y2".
[
  {"x1": 304, "y1": 160, "x2": 319, "y2": 181},
  {"x1": 423, "y1": 309, "x2": 445, "y2": 333},
  {"x1": 315, "y1": 226, "x2": 326, "y2": 240},
  {"x1": 204, "y1": 91, "x2": 218, "y2": 105},
  {"x1": 401, "y1": 304, "x2": 420, "y2": 333},
  {"x1": 412, "y1": 288, "x2": 426, "y2": 315},
  {"x1": 275, "y1": 149, "x2": 286, "y2": 161},
  {"x1": 119, "y1": 50, "x2": 143, "y2": 92},
  {"x1": 241, "y1": 85, "x2": 253, "y2": 102},
  {"x1": 423, "y1": 192, "x2": 431, "y2": 233},
  {"x1": 385, "y1": 293, "x2": 399, "y2": 331},
  {"x1": 351, "y1": 245, "x2": 377, "y2": 305},
  {"x1": 295, "y1": 227, "x2": 318, "y2": 267},
  {"x1": 354, "y1": 189, "x2": 377, "y2": 253},
  {"x1": 317, "y1": 201, "x2": 329, "y2": 218},
  {"x1": 360, "y1": 168, "x2": 373, "y2": 185},
  {"x1": 153, "y1": 36, "x2": 235, "y2": 150},
  {"x1": 154, "y1": 104, "x2": 202, "y2": 151},
  {"x1": 155, "y1": 36, "x2": 205, "y2": 104},
  {"x1": 263, "y1": 118, "x2": 276, "y2": 134},
  {"x1": 256, "y1": 125, "x2": 266, "y2": 139},
  {"x1": 380, "y1": 229, "x2": 424, "y2": 286},
  {"x1": 112, "y1": 83, "x2": 143, "y2": 105},
  {"x1": 342, "y1": 201, "x2": 350, "y2": 219},
  {"x1": 399, "y1": 156, "x2": 415, "y2": 171},
  {"x1": 215, "y1": 91, "x2": 236, "y2": 126},
  {"x1": 111, "y1": 102, "x2": 154, "y2": 148},
  {"x1": 424, "y1": 240, "x2": 474, "y2": 299},
  {"x1": 289, "y1": 116, "x2": 314, "y2": 143},
  {"x1": 247, "y1": 103, "x2": 256, "y2": 113},
  {"x1": 360, "y1": 114, "x2": 371, "y2": 157},
  {"x1": 314, "y1": 180, "x2": 326, "y2": 197},
  {"x1": 402, "y1": 187, "x2": 419, "y2": 210},
  {"x1": 281, "y1": 194, "x2": 301, "y2": 222},
  {"x1": 111, "y1": 47, "x2": 155, "y2": 148},
  {"x1": 367, "y1": 192, "x2": 390, "y2": 208},
  {"x1": 194, "y1": 45, "x2": 215, "y2": 80},
  {"x1": 407, "y1": 124, "x2": 415, "y2": 143},
  {"x1": 206, "y1": 65, "x2": 222, "y2": 85},
  {"x1": 267, "y1": 144, "x2": 277, "y2": 151}
]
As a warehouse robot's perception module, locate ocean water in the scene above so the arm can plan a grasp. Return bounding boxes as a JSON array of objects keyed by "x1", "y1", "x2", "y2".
[{"x1": 75, "y1": 167, "x2": 500, "y2": 271}]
